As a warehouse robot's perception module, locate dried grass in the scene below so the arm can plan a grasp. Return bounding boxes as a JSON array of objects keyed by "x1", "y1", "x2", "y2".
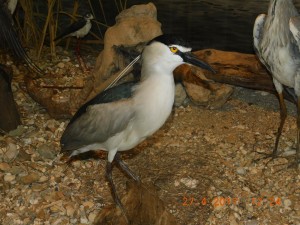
[{"x1": 14, "y1": 0, "x2": 128, "y2": 59}]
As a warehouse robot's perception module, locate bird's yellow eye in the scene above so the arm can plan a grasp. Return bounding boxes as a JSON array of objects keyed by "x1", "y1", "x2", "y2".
[{"x1": 169, "y1": 46, "x2": 178, "y2": 53}]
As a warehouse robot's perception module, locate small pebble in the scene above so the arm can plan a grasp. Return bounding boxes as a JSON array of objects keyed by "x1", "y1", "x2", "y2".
[
  {"x1": 4, "y1": 142, "x2": 19, "y2": 162},
  {"x1": 8, "y1": 126, "x2": 26, "y2": 136},
  {"x1": 88, "y1": 211, "x2": 97, "y2": 223},
  {"x1": 56, "y1": 62, "x2": 65, "y2": 69},
  {"x1": 66, "y1": 204, "x2": 75, "y2": 217},
  {"x1": 180, "y1": 178, "x2": 198, "y2": 189},
  {"x1": 19, "y1": 173, "x2": 40, "y2": 184},
  {"x1": 4, "y1": 174, "x2": 16, "y2": 182},
  {"x1": 284, "y1": 199, "x2": 292, "y2": 210},
  {"x1": 282, "y1": 149, "x2": 296, "y2": 157},
  {"x1": 236, "y1": 167, "x2": 246, "y2": 175},
  {"x1": 244, "y1": 220, "x2": 259, "y2": 225},
  {"x1": 0, "y1": 162, "x2": 11, "y2": 171},
  {"x1": 37, "y1": 144, "x2": 56, "y2": 160}
]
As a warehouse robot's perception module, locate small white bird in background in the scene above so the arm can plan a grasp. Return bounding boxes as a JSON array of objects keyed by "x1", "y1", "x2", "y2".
[
  {"x1": 54, "y1": 12, "x2": 93, "y2": 42},
  {"x1": 54, "y1": 12, "x2": 94, "y2": 70},
  {"x1": 253, "y1": 0, "x2": 300, "y2": 166},
  {"x1": 60, "y1": 34, "x2": 215, "y2": 216}
]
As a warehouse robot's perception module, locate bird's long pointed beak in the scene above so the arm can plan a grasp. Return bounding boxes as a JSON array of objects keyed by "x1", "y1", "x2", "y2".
[{"x1": 183, "y1": 52, "x2": 216, "y2": 73}]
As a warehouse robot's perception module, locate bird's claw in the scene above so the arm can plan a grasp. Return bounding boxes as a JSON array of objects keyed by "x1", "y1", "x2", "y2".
[
  {"x1": 253, "y1": 151, "x2": 281, "y2": 165},
  {"x1": 287, "y1": 158, "x2": 300, "y2": 169}
]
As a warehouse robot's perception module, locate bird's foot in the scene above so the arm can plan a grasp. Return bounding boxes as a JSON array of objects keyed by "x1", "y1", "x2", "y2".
[
  {"x1": 254, "y1": 148, "x2": 300, "y2": 169},
  {"x1": 114, "y1": 195, "x2": 129, "y2": 224},
  {"x1": 253, "y1": 151, "x2": 281, "y2": 165},
  {"x1": 115, "y1": 153, "x2": 140, "y2": 183},
  {"x1": 287, "y1": 156, "x2": 300, "y2": 169},
  {"x1": 106, "y1": 162, "x2": 130, "y2": 224},
  {"x1": 75, "y1": 52, "x2": 89, "y2": 73}
]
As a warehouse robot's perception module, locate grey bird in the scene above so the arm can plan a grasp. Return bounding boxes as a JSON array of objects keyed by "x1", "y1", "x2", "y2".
[
  {"x1": 253, "y1": 0, "x2": 300, "y2": 165},
  {"x1": 60, "y1": 34, "x2": 215, "y2": 213}
]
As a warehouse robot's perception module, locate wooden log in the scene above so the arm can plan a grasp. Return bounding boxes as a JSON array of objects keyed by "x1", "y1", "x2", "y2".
[
  {"x1": 175, "y1": 49, "x2": 274, "y2": 91},
  {"x1": 196, "y1": 49, "x2": 274, "y2": 90},
  {"x1": 175, "y1": 49, "x2": 295, "y2": 103}
]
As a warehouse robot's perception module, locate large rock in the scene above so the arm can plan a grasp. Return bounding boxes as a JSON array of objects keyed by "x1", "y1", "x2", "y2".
[
  {"x1": 84, "y1": 3, "x2": 162, "y2": 100},
  {"x1": 175, "y1": 64, "x2": 233, "y2": 109}
]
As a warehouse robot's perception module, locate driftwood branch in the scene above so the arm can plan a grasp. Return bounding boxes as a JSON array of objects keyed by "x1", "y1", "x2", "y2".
[{"x1": 175, "y1": 49, "x2": 295, "y2": 103}]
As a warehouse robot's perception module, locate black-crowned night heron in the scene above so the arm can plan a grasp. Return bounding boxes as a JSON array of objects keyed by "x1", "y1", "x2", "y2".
[
  {"x1": 60, "y1": 34, "x2": 215, "y2": 213},
  {"x1": 253, "y1": 0, "x2": 300, "y2": 166},
  {"x1": 0, "y1": 0, "x2": 44, "y2": 75}
]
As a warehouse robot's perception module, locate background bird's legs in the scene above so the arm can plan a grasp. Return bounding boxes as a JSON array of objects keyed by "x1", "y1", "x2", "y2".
[
  {"x1": 115, "y1": 152, "x2": 140, "y2": 182},
  {"x1": 75, "y1": 39, "x2": 88, "y2": 72},
  {"x1": 105, "y1": 161, "x2": 129, "y2": 223}
]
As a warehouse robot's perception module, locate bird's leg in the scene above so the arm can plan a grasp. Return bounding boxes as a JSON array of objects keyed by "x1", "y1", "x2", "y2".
[
  {"x1": 255, "y1": 92, "x2": 287, "y2": 162},
  {"x1": 273, "y1": 92, "x2": 287, "y2": 156},
  {"x1": 296, "y1": 99, "x2": 300, "y2": 164},
  {"x1": 105, "y1": 161, "x2": 129, "y2": 223},
  {"x1": 75, "y1": 39, "x2": 81, "y2": 56},
  {"x1": 114, "y1": 152, "x2": 140, "y2": 182},
  {"x1": 75, "y1": 39, "x2": 89, "y2": 72},
  {"x1": 288, "y1": 97, "x2": 300, "y2": 168}
]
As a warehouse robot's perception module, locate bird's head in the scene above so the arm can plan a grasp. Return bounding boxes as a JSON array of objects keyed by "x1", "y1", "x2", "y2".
[
  {"x1": 142, "y1": 34, "x2": 215, "y2": 73},
  {"x1": 83, "y1": 12, "x2": 94, "y2": 20}
]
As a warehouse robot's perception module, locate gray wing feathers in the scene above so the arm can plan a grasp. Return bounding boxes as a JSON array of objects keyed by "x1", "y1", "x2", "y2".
[
  {"x1": 289, "y1": 16, "x2": 300, "y2": 50},
  {"x1": 61, "y1": 100, "x2": 135, "y2": 151},
  {"x1": 253, "y1": 14, "x2": 266, "y2": 56},
  {"x1": 253, "y1": 14, "x2": 272, "y2": 72}
]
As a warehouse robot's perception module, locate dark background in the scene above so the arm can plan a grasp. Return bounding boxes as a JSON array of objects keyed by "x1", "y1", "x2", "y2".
[{"x1": 39, "y1": 0, "x2": 300, "y2": 53}]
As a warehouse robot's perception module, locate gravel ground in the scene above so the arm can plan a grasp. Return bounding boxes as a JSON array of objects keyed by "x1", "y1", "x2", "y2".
[{"x1": 0, "y1": 55, "x2": 300, "y2": 224}]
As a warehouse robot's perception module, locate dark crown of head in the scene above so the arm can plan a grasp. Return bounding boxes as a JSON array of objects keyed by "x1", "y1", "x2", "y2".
[
  {"x1": 148, "y1": 34, "x2": 191, "y2": 48},
  {"x1": 84, "y1": 12, "x2": 92, "y2": 18}
]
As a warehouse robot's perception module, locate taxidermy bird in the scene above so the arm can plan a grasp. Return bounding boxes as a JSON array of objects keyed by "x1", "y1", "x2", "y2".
[
  {"x1": 0, "y1": 0, "x2": 44, "y2": 76},
  {"x1": 54, "y1": 12, "x2": 93, "y2": 70},
  {"x1": 54, "y1": 12, "x2": 93, "y2": 42},
  {"x1": 60, "y1": 34, "x2": 215, "y2": 216},
  {"x1": 253, "y1": 0, "x2": 300, "y2": 166}
]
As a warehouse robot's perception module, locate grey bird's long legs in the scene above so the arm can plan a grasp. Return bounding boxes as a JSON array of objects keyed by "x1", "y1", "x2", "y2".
[
  {"x1": 74, "y1": 40, "x2": 88, "y2": 72},
  {"x1": 274, "y1": 92, "x2": 287, "y2": 156},
  {"x1": 105, "y1": 161, "x2": 129, "y2": 223},
  {"x1": 290, "y1": 97, "x2": 300, "y2": 167},
  {"x1": 105, "y1": 153, "x2": 140, "y2": 223},
  {"x1": 255, "y1": 92, "x2": 287, "y2": 162},
  {"x1": 114, "y1": 153, "x2": 140, "y2": 182}
]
